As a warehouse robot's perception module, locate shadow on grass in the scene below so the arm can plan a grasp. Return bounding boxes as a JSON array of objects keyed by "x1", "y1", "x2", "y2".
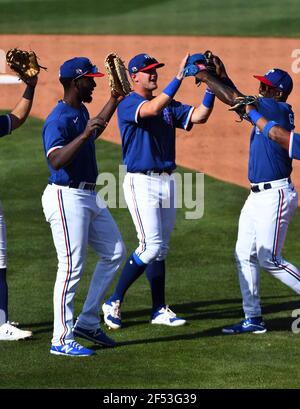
[
  {"x1": 20, "y1": 321, "x2": 53, "y2": 335},
  {"x1": 90, "y1": 326, "x2": 224, "y2": 350},
  {"x1": 24, "y1": 295, "x2": 298, "y2": 342},
  {"x1": 92, "y1": 316, "x2": 296, "y2": 350},
  {"x1": 119, "y1": 294, "x2": 299, "y2": 324}
]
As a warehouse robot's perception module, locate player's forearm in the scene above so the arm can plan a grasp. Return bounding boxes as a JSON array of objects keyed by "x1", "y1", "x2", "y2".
[
  {"x1": 96, "y1": 95, "x2": 119, "y2": 133},
  {"x1": 195, "y1": 71, "x2": 241, "y2": 106},
  {"x1": 192, "y1": 88, "x2": 215, "y2": 123},
  {"x1": 252, "y1": 116, "x2": 268, "y2": 132},
  {"x1": 269, "y1": 127, "x2": 290, "y2": 150},
  {"x1": 48, "y1": 134, "x2": 89, "y2": 170},
  {"x1": 139, "y1": 93, "x2": 173, "y2": 117},
  {"x1": 10, "y1": 85, "x2": 35, "y2": 130},
  {"x1": 247, "y1": 107, "x2": 290, "y2": 151},
  {"x1": 191, "y1": 105, "x2": 213, "y2": 124},
  {"x1": 257, "y1": 117, "x2": 290, "y2": 150},
  {"x1": 139, "y1": 77, "x2": 182, "y2": 118},
  {"x1": 192, "y1": 92, "x2": 214, "y2": 124}
]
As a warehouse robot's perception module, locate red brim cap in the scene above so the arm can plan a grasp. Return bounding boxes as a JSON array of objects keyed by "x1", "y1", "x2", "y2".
[
  {"x1": 139, "y1": 62, "x2": 165, "y2": 72},
  {"x1": 84, "y1": 72, "x2": 105, "y2": 77},
  {"x1": 253, "y1": 75, "x2": 275, "y2": 87}
]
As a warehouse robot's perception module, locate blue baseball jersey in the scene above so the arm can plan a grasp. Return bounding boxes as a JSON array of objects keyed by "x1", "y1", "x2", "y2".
[
  {"x1": 289, "y1": 131, "x2": 300, "y2": 160},
  {"x1": 248, "y1": 97, "x2": 294, "y2": 183},
  {"x1": 0, "y1": 114, "x2": 11, "y2": 137},
  {"x1": 42, "y1": 100, "x2": 98, "y2": 185},
  {"x1": 117, "y1": 92, "x2": 194, "y2": 172}
]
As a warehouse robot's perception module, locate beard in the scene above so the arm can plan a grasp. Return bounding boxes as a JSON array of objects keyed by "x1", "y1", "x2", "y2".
[
  {"x1": 77, "y1": 85, "x2": 93, "y2": 103},
  {"x1": 81, "y1": 91, "x2": 93, "y2": 103},
  {"x1": 82, "y1": 95, "x2": 93, "y2": 103}
]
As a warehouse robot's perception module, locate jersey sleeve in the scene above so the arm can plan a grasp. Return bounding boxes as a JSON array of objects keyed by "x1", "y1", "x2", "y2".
[
  {"x1": 118, "y1": 94, "x2": 147, "y2": 124},
  {"x1": 258, "y1": 98, "x2": 294, "y2": 131},
  {"x1": 43, "y1": 120, "x2": 67, "y2": 158},
  {"x1": 170, "y1": 100, "x2": 194, "y2": 131},
  {"x1": 289, "y1": 131, "x2": 300, "y2": 160},
  {"x1": 0, "y1": 114, "x2": 12, "y2": 137}
]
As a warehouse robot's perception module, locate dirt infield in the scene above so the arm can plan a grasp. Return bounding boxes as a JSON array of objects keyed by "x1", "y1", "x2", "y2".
[{"x1": 1, "y1": 34, "x2": 300, "y2": 191}]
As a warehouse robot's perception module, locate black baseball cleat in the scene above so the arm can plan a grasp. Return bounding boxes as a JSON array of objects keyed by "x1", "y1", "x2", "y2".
[{"x1": 73, "y1": 325, "x2": 116, "y2": 347}]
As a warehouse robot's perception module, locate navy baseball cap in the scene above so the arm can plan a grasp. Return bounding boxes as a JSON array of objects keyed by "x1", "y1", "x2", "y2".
[
  {"x1": 59, "y1": 57, "x2": 104, "y2": 79},
  {"x1": 254, "y1": 68, "x2": 293, "y2": 95},
  {"x1": 128, "y1": 53, "x2": 165, "y2": 74}
]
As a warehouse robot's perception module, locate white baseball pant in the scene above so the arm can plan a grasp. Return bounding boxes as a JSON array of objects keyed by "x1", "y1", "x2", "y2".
[
  {"x1": 0, "y1": 201, "x2": 7, "y2": 325},
  {"x1": 123, "y1": 173, "x2": 177, "y2": 264},
  {"x1": 0, "y1": 201, "x2": 7, "y2": 269},
  {"x1": 235, "y1": 178, "x2": 300, "y2": 318},
  {"x1": 42, "y1": 184, "x2": 126, "y2": 346}
]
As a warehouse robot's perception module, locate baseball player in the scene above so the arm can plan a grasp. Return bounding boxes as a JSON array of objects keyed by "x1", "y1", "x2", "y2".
[
  {"x1": 0, "y1": 76, "x2": 37, "y2": 341},
  {"x1": 102, "y1": 53, "x2": 216, "y2": 329},
  {"x1": 42, "y1": 57, "x2": 126, "y2": 357},
  {"x1": 193, "y1": 63, "x2": 300, "y2": 333}
]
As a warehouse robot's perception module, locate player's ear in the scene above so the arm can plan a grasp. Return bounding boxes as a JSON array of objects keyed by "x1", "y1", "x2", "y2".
[
  {"x1": 72, "y1": 78, "x2": 81, "y2": 92},
  {"x1": 275, "y1": 89, "x2": 284, "y2": 101},
  {"x1": 130, "y1": 73, "x2": 138, "y2": 83}
]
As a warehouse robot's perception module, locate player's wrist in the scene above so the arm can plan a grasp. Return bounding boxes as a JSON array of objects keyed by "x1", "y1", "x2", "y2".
[
  {"x1": 80, "y1": 129, "x2": 91, "y2": 140},
  {"x1": 22, "y1": 85, "x2": 35, "y2": 100},
  {"x1": 263, "y1": 121, "x2": 279, "y2": 138},
  {"x1": 202, "y1": 88, "x2": 215, "y2": 108},
  {"x1": 248, "y1": 109, "x2": 263, "y2": 125},
  {"x1": 163, "y1": 77, "x2": 182, "y2": 98},
  {"x1": 110, "y1": 90, "x2": 124, "y2": 102}
]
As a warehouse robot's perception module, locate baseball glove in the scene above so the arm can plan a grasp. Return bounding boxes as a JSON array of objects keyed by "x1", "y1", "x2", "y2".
[
  {"x1": 228, "y1": 96, "x2": 260, "y2": 122},
  {"x1": 196, "y1": 50, "x2": 217, "y2": 86},
  {"x1": 203, "y1": 50, "x2": 217, "y2": 74},
  {"x1": 184, "y1": 50, "x2": 217, "y2": 78},
  {"x1": 104, "y1": 53, "x2": 132, "y2": 97},
  {"x1": 6, "y1": 48, "x2": 46, "y2": 80}
]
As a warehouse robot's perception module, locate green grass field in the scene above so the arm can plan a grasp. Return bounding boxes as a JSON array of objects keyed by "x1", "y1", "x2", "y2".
[
  {"x1": 0, "y1": 0, "x2": 300, "y2": 37},
  {"x1": 0, "y1": 117, "x2": 300, "y2": 389},
  {"x1": 1, "y1": 0, "x2": 300, "y2": 391}
]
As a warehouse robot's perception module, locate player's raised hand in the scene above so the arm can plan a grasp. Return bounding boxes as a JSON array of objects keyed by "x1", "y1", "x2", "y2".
[
  {"x1": 176, "y1": 53, "x2": 190, "y2": 80},
  {"x1": 82, "y1": 117, "x2": 108, "y2": 139},
  {"x1": 111, "y1": 89, "x2": 125, "y2": 102}
]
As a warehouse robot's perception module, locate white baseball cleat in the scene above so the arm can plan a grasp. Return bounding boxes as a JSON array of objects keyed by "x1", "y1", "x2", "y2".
[
  {"x1": 0, "y1": 322, "x2": 32, "y2": 341},
  {"x1": 151, "y1": 306, "x2": 186, "y2": 327},
  {"x1": 102, "y1": 300, "x2": 122, "y2": 330}
]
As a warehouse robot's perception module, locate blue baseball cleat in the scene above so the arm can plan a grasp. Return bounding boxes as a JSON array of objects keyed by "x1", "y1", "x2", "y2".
[
  {"x1": 73, "y1": 325, "x2": 116, "y2": 347},
  {"x1": 222, "y1": 317, "x2": 267, "y2": 334},
  {"x1": 102, "y1": 300, "x2": 122, "y2": 330},
  {"x1": 50, "y1": 341, "x2": 95, "y2": 357}
]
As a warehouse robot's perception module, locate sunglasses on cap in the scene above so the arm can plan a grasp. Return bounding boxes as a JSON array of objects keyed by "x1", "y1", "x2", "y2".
[{"x1": 74, "y1": 65, "x2": 101, "y2": 80}]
